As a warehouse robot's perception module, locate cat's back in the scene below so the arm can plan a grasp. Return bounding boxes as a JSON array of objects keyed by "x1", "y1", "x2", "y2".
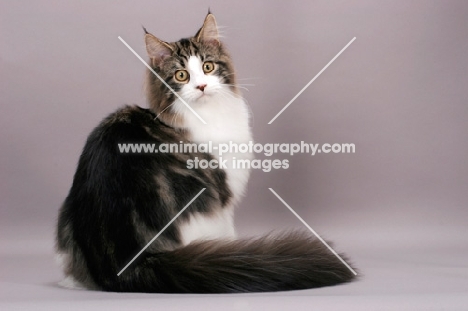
[
  {"x1": 86, "y1": 105, "x2": 177, "y2": 149},
  {"x1": 80, "y1": 105, "x2": 182, "y2": 168}
]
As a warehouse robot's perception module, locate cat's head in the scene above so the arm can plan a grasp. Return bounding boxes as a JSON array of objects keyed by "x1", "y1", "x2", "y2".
[{"x1": 144, "y1": 13, "x2": 238, "y2": 126}]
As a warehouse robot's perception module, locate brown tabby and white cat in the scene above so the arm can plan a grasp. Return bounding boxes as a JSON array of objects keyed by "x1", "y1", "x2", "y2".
[{"x1": 56, "y1": 12, "x2": 356, "y2": 293}]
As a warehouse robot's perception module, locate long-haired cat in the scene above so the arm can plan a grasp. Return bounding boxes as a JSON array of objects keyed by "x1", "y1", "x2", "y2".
[{"x1": 56, "y1": 12, "x2": 356, "y2": 293}]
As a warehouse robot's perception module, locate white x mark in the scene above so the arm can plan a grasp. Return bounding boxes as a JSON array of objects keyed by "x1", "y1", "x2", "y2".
[
  {"x1": 268, "y1": 37, "x2": 356, "y2": 124},
  {"x1": 269, "y1": 188, "x2": 357, "y2": 276}
]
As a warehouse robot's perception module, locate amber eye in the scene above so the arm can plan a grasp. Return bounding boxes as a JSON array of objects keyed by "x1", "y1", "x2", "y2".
[
  {"x1": 203, "y1": 61, "x2": 215, "y2": 74},
  {"x1": 174, "y1": 70, "x2": 189, "y2": 82}
]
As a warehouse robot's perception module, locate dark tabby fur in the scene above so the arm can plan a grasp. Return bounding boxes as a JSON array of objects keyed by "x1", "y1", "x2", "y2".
[{"x1": 56, "y1": 12, "x2": 356, "y2": 293}]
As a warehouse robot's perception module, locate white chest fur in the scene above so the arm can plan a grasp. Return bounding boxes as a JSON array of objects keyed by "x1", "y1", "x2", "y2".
[
  {"x1": 179, "y1": 92, "x2": 253, "y2": 205},
  {"x1": 175, "y1": 91, "x2": 253, "y2": 244}
]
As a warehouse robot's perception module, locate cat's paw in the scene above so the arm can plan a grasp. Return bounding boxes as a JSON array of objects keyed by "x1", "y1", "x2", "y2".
[{"x1": 58, "y1": 276, "x2": 85, "y2": 290}]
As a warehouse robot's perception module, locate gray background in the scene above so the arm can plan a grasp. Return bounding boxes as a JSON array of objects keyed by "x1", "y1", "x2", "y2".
[{"x1": 1, "y1": 0, "x2": 467, "y2": 310}]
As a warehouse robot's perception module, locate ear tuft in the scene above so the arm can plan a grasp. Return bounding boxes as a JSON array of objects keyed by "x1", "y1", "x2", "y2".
[
  {"x1": 196, "y1": 13, "x2": 219, "y2": 45},
  {"x1": 145, "y1": 33, "x2": 173, "y2": 67}
]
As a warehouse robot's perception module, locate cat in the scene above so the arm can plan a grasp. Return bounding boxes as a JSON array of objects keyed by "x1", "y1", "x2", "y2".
[{"x1": 56, "y1": 12, "x2": 356, "y2": 293}]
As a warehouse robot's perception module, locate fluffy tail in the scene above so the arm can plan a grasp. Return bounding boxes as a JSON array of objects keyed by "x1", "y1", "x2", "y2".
[{"x1": 97, "y1": 231, "x2": 356, "y2": 293}]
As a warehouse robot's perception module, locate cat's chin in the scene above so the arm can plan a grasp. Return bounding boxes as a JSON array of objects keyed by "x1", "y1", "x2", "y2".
[{"x1": 193, "y1": 93, "x2": 213, "y2": 104}]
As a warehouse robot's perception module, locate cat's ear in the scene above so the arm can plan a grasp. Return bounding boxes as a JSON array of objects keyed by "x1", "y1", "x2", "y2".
[
  {"x1": 195, "y1": 13, "x2": 220, "y2": 45},
  {"x1": 144, "y1": 31, "x2": 173, "y2": 67}
]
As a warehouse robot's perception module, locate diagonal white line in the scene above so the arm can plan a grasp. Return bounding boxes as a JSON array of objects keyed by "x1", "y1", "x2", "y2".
[
  {"x1": 268, "y1": 188, "x2": 357, "y2": 276},
  {"x1": 118, "y1": 36, "x2": 207, "y2": 125},
  {"x1": 268, "y1": 37, "x2": 356, "y2": 124},
  {"x1": 117, "y1": 188, "x2": 206, "y2": 276}
]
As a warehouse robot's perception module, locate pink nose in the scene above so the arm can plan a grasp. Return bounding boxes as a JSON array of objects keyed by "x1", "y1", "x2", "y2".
[{"x1": 197, "y1": 84, "x2": 207, "y2": 92}]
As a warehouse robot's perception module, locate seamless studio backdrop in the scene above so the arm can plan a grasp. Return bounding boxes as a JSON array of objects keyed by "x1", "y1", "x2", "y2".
[{"x1": 1, "y1": 0, "x2": 467, "y2": 310}]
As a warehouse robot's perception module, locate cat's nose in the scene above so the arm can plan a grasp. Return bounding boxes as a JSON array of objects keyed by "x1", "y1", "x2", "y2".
[{"x1": 196, "y1": 84, "x2": 207, "y2": 92}]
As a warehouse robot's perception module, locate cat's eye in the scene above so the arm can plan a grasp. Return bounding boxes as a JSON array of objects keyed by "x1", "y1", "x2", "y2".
[
  {"x1": 174, "y1": 70, "x2": 189, "y2": 83},
  {"x1": 203, "y1": 61, "x2": 215, "y2": 74}
]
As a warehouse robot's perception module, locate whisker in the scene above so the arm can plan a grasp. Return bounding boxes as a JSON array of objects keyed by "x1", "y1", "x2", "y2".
[
  {"x1": 154, "y1": 101, "x2": 176, "y2": 121},
  {"x1": 236, "y1": 77, "x2": 261, "y2": 81},
  {"x1": 225, "y1": 83, "x2": 255, "y2": 87},
  {"x1": 222, "y1": 84, "x2": 251, "y2": 92},
  {"x1": 244, "y1": 98, "x2": 255, "y2": 128},
  {"x1": 216, "y1": 89, "x2": 255, "y2": 128},
  {"x1": 219, "y1": 72, "x2": 236, "y2": 80},
  {"x1": 218, "y1": 89, "x2": 248, "y2": 102},
  {"x1": 219, "y1": 73, "x2": 259, "y2": 83},
  {"x1": 170, "y1": 109, "x2": 180, "y2": 127},
  {"x1": 216, "y1": 90, "x2": 237, "y2": 101}
]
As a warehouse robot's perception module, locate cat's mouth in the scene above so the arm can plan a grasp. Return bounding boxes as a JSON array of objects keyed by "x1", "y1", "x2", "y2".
[{"x1": 195, "y1": 91, "x2": 211, "y2": 101}]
